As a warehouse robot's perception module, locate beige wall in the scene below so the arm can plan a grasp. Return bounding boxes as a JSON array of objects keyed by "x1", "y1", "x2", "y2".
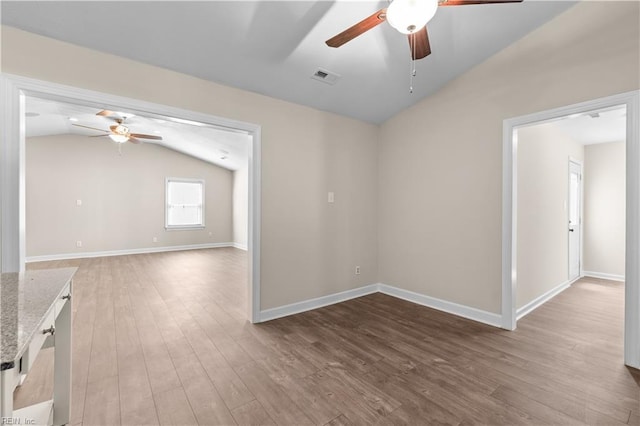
[
  {"x1": 584, "y1": 141, "x2": 626, "y2": 278},
  {"x1": 26, "y1": 134, "x2": 232, "y2": 257},
  {"x1": 232, "y1": 164, "x2": 249, "y2": 249},
  {"x1": 516, "y1": 123, "x2": 583, "y2": 309},
  {"x1": 1, "y1": 25, "x2": 379, "y2": 310},
  {"x1": 378, "y1": 1, "x2": 639, "y2": 314}
]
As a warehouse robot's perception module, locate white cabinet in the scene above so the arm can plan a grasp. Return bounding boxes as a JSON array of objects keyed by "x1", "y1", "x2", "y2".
[{"x1": 0, "y1": 268, "x2": 75, "y2": 425}]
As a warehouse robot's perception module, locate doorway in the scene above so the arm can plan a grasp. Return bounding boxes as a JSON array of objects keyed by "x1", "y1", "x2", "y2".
[
  {"x1": 0, "y1": 74, "x2": 262, "y2": 323},
  {"x1": 568, "y1": 159, "x2": 582, "y2": 282},
  {"x1": 502, "y1": 90, "x2": 640, "y2": 369}
]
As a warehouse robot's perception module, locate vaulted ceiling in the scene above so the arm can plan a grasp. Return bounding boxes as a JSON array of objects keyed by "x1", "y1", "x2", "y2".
[
  {"x1": 2, "y1": 1, "x2": 576, "y2": 124},
  {"x1": 25, "y1": 97, "x2": 251, "y2": 171}
]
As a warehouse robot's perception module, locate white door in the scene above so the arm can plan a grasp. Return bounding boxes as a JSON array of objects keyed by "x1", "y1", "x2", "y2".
[{"x1": 568, "y1": 161, "x2": 582, "y2": 281}]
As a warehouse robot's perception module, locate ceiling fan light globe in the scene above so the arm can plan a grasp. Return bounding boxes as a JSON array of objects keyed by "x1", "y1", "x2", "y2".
[
  {"x1": 109, "y1": 134, "x2": 129, "y2": 143},
  {"x1": 386, "y1": 0, "x2": 438, "y2": 34}
]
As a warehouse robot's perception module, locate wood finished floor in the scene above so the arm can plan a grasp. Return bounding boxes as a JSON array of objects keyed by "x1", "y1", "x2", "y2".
[{"x1": 15, "y1": 248, "x2": 640, "y2": 425}]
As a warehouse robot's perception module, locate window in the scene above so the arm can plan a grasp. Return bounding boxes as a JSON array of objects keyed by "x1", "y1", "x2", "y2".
[{"x1": 165, "y1": 178, "x2": 205, "y2": 229}]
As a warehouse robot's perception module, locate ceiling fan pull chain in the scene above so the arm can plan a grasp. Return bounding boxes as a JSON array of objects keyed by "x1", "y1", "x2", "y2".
[
  {"x1": 409, "y1": 72, "x2": 413, "y2": 93},
  {"x1": 409, "y1": 32, "x2": 416, "y2": 93},
  {"x1": 409, "y1": 33, "x2": 413, "y2": 93}
]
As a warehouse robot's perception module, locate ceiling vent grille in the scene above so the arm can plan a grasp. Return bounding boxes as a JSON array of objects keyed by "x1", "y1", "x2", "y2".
[{"x1": 311, "y1": 68, "x2": 341, "y2": 86}]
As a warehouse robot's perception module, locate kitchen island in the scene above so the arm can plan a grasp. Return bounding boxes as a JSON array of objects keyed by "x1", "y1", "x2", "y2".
[{"x1": 1, "y1": 268, "x2": 75, "y2": 425}]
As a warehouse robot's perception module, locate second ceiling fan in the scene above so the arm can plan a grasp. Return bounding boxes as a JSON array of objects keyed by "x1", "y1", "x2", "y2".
[
  {"x1": 72, "y1": 110, "x2": 163, "y2": 144},
  {"x1": 326, "y1": 0, "x2": 523, "y2": 60}
]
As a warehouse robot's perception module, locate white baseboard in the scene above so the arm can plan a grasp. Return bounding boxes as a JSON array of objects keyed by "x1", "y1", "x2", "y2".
[
  {"x1": 259, "y1": 283, "x2": 503, "y2": 328},
  {"x1": 25, "y1": 242, "x2": 235, "y2": 263},
  {"x1": 378, "y1": 283, "x2": 503, "y2": 328},
  {"x1": 232, "y1": 242, "x2": 248, "y2": 251},
  {"x1": 259, "y1": 284, "x2": 380, "y2": 322},
  {"x1": 582, "y1": 270, "x2": 625, "y2": 282},
  {"x1": 516, "y1": 279, "x2": 572, "y2": 320}
]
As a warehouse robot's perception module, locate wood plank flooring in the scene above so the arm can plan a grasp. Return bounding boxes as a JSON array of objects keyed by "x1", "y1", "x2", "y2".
[{"x1": 14, "y1": 248, "x2": 640, "y2": 425}]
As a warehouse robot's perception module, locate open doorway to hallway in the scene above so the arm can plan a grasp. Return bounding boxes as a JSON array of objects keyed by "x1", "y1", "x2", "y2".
[
  {"x1": 515, "y1": 104, "x2": 627, "y2": 320},
  {"x1": 501, "y1": 91, "x2": 640, "y2": 370}
]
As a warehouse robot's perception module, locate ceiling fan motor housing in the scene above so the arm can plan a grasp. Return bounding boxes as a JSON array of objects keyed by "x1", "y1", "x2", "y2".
[
  {"x1": 386, "y1": 0, "x2": 438, "y2": 34},
  {"x1": 112, "y1": 124, "x2": 129, "y2": 135}
]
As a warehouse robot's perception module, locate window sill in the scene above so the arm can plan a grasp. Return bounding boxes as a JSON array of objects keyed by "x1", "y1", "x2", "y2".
[{"x1": 165, "y1": 225, "x2": 206, "y2": 231}]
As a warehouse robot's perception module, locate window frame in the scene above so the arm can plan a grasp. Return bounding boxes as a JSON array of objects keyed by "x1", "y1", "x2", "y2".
[{"x1": 165, "y1": 177, "x2": 206, "y2": 230}]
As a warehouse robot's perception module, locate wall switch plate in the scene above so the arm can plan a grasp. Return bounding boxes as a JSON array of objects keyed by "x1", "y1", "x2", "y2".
[
  {"x1": 328, "y1": 192, "x2": 335, "y2": 203},
  {"x1": 76, "y1": 199, "x2": 82, "y2": 206},
  {"x1": 355, "y1": 266, "x2": 361, "y2": 275},
  {"x1": 153, "y1": 237, "x2": 158, "y2": 243},
  {"x1": 76, "y1": 240, "x2": 82, "y2": 248}
]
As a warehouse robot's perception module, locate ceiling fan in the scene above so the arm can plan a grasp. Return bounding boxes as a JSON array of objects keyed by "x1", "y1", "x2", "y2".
[
  {"x1": 72, "y1": 110, "x2": 163, "y2": 144},
  {"x1": 326, "y1": 0, "x2": 523, "y2": 60}
]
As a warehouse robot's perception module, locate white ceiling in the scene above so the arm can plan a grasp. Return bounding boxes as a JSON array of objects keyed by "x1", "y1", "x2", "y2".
[
  {"x1": 547, "y1": 105, "x2": 627, "y2": 146},
  {"x1": 25, "y1": 96, "x2": 250, "y2": 170},
  {"x1": 2, "y1": 1, "x2": 576, "y2": 124}
]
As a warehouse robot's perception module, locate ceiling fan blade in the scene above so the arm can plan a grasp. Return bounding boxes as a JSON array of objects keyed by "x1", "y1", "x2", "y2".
[
  {"x1": 130, "y1": 133, "x2": 163, "y2": 140},
  {"x1": 408, "y1": 27, "x2": 431, "y2": 60},
  {"x1": 128, "y1": 137, "x2": 142, "y2": 144},
  {"x1": 72, "y1": 123, "x2": 109, "y2": 133},
  {"x1": 98, "y1": 110, "x2": 126, "y2": 123},
  {"x1": 439, "y1": 0, "x2": 522, "y2": 6},
  {"x1": 89, "y1": 134, "x2": 110, "y2": 138},
  {"x1": 326, "y1": 8, "x2": 387, "y2": 48}
]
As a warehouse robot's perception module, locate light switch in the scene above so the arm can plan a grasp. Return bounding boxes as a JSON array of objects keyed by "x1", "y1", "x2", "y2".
[
  {"x1": 76, "y1": 199, "x2": 82, "y2": 206},
  {"x1": 328, "y1": 192, "x2": 335, "y2": 203}
]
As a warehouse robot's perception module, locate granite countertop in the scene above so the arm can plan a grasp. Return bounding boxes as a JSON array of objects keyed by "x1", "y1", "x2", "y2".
[{"x1": 1, "y1": 267, "x2": 77, "y2": 370}]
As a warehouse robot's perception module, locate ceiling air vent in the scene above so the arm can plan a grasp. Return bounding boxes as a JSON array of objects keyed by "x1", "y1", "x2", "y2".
[{"x1": 311, "y1": 68, "x2": 341, "y2": 86}]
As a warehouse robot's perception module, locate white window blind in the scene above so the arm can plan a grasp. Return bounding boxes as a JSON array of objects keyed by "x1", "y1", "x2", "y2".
[{"x1": 166, "y1": 178, "x2": 205, "y2": 229}]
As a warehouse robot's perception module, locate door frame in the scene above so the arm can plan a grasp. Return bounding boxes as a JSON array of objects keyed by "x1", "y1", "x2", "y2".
[
  {"x1": 568, "y1": 158, "x2": 584, "y2": 282},
  {"x1": 501, "y1": 90, "x2": 640, "y2": 369},
  {"x1": 0, "y1": 73, "x2": 263, "y2": 323}
]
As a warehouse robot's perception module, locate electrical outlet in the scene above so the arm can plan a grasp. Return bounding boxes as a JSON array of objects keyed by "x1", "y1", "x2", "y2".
[
  {"x1": 153, "y1": 237, "x2": 158, "y2": 243},
  {"x1": 355, "y1": 266, "x2": 361, "y2": 275},
  {"x1": 76, "y1": 240, "x2": 82, "y2": 248}
]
